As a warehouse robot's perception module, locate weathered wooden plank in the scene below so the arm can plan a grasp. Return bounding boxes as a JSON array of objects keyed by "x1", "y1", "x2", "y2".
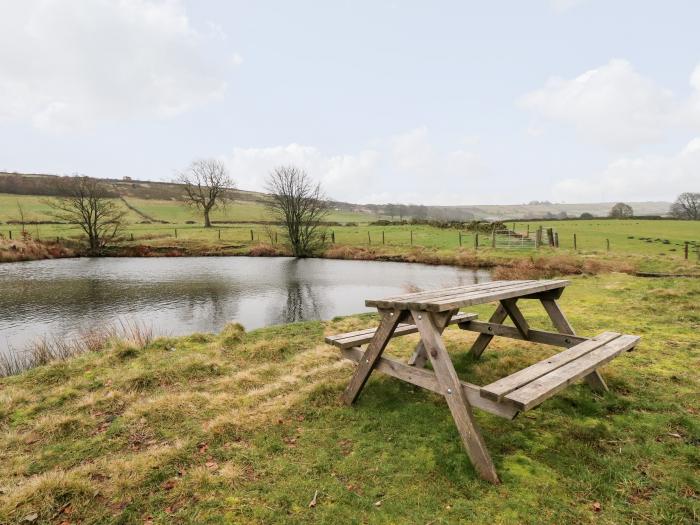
[
  {"x1": 340, "y1": 346, "x2": 519, "y2": 420},
  {"x1": 340, "y1": 309, "x2": 407, "y2": 405},
  {"x1": 425, "y1": 280, "x2": 570, "y2": 312},
  {"x1": 407, "y1": 309, "x2": 457, "y2": 368},
  {"x1": 412, "y1": 310, "x2": 500, "y2": 484},
  {"x1": 504, "y1": 334, "x2": 640, "y2": 411},
  {"x1": 366, "y1": 280, "x2": 533, "y2": 306},
  {"x1": 467, "y1": 304, "x2": 508, "y2": 358},
  {"x1": 460, "y1": 320, "x2": 587, "y2": 347},
  {"x1": 480, "y1": 332, "x2": 621, "y2": 402},
  {"x1": 500, "y1": 299, "x2": 530, "y2": 338},
  {"x1": 389, "y1": 281, "x2": 542, "y2": 311},
  {"x1": 540, "y1": 297, "x2": 609, "y2": 393},
  {"x1": 326, "y1": 312, "x2": 477, "y2": 349}
]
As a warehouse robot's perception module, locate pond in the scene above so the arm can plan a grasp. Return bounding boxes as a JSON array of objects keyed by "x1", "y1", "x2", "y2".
[{"x1": 0, "y1": 257, "x2": 491, "y2": 354}]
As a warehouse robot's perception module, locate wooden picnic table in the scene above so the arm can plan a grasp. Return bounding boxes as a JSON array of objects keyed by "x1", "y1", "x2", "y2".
[{"x1": 326, "y1": 279, "x2": 640, "y2": 484}]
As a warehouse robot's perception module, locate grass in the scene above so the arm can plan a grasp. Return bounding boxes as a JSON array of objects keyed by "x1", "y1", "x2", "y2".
[
  {"x1": 2, "y1": 192, "x2": 698, "y2": 274},
  {"x1": 0, "y1": 274, "x2": 698, "y2": 523},
  {"x1": 0, "y1": 193, "x2": 372, "y2": 225}
]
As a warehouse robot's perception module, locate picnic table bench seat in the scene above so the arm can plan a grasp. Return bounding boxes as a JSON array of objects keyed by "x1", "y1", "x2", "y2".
[
  {"x1": 480, "y1": 331, "x2": 640, "y2": 411},
  {"x1": 325, "y1": 311, "x2": 477, "y2": 349}
]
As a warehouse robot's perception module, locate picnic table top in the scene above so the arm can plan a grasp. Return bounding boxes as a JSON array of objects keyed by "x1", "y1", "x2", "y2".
[{"x1": 365, "y1": 279, "x2": 570, "y2": 312}]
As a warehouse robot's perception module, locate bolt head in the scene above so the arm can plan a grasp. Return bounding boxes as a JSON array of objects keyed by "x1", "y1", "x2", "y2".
[{"x1": 447, "y1": 388, "x2": 453, "y2": 394}]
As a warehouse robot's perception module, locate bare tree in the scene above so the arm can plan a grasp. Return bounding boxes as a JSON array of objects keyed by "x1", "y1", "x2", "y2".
[
  {"x1": 47, "y1": 176, "x2": 126, "y2": 255},
  {"x1": 670, "y1": 192, "x2": 699, "y2": 220},
  {"x1": 609, "y1": 202, "x2": 633, "y2": 218},
  {"x1": 265, "y1": 166, "x2": 329, "y2": 257},
  {"x1": 177, "y1": 159, "x2": 234, "y2": 227}
]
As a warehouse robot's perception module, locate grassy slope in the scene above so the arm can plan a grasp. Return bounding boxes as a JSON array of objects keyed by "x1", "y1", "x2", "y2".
[
  {"x1": 0, "y1": 274, "x2": 698, "y2": 524},
  {"x1": 0, "y1": 194, "x2": 374, "y2": 225}
]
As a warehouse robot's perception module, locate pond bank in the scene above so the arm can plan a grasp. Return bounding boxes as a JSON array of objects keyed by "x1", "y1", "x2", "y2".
[{"x1": 0, "y1": 273, "x2": 697, "y2": 523}]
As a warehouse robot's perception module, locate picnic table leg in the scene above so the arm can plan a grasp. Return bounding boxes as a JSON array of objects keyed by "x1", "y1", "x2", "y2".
[
  {"x1": 408, "y1": 310, "x2": 456, "y2": 367},
  {"x1": 412, "y1": 309, "x2": 500, "y2": 484},
  {"x1": 500, "y1": 299, "x2": 530, "y2": 338},
  {"x1": 468, "y1": 303, "x2": 507, "y2": 358},
  {"x1": 341, "y1": 308, "x2": 407, "y2": 405},
  {"x1": 540, "y1": 298, "x2": 609, "y2": 393}
]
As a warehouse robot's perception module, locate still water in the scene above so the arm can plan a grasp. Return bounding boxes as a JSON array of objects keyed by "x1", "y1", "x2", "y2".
[{"x1": 0, "y1": 257, "x2": 490, "y2": 354}]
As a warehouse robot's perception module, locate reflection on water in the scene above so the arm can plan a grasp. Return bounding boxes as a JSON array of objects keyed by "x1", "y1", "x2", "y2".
[{"x1": 0, "y1": 257, "x2": 490, "y2": 354}]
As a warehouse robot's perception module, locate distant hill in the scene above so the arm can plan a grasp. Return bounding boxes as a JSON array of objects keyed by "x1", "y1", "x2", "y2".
[{"x1": 0, "y1": 171, "x2": 672, "y2": 220}]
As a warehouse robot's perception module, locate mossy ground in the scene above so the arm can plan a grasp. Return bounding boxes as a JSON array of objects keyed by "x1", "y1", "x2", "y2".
[{"x1": 0, "y1": 274, "x2": 698, "y2": 524}]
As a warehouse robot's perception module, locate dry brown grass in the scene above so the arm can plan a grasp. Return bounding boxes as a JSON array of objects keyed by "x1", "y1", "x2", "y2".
[
  {"x1": 492, "y1": 254, "x2": 635, "y2": 280},
  {"x1": 0, "y1": 237, "x2": 76, "y2": 263},
  {"x1": 0, "y1": 319, "x2": 154, "y2": 377}
]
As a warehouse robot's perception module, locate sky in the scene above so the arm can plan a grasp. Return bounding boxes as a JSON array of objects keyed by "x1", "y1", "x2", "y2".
[{"x1": 1, "y1": 0, "x2": 699, "y2": 205}]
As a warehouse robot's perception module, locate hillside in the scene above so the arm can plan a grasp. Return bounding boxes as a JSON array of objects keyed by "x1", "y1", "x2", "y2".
[{"x1": 0, "y1": 172, "x2": 673, "y2": 221}]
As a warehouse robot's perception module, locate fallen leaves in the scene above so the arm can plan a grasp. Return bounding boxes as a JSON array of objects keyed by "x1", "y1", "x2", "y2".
[{"x1": 592, "y1": 501, "x2": 601, "y2": 512}]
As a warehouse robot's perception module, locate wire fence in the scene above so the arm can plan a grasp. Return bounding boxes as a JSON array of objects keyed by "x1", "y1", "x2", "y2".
[{"x1": 3, "y1": 224, "x2": 699, "y2": 259}]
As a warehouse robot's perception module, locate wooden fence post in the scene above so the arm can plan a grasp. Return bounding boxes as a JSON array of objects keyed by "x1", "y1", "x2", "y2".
[
  {"x1": 459, "y1": 231, "x2": 462, "y2": 247},
  {"x1": 8, "y1": 230, "x2": 11, "y2": 240},
  {"x1": 174, "y1": 228, "x2": 177, "y2": 239},
  {"x1": 410, "y1": 230, "x2": 413, "y2": 245},
  {"x1": 684, "y1": 241, "x2": 689, "y2": 260},
  {"x1": 491, "y1": 225, "x2": 496, "y2": 248},
  {"x1": 331, "y1": 231, "x2": 335, "y2": 244},
  {"x1": 606, "y1": 238, "x2": 610, "y2": 251},
  {"x1": 554, "y1": 232, "x2": 559, "y2": 248},
  {"x1": 573, "y1": 233, "x2": 577, "y2": 250},
  {"x1": 130, "y1": 233, "x2": 134, "y2": 241},
  {"x1": 536, "y1": 227, "x2": 542, "y2": 249},
  {"x1": 526, "y1": 224, "x2": 529, "y2": 238},
  {"x1": 382, "y1": 231, "x2": 385, "y2": 245},
  {"x1": 368, "y1": 231, "x2": 371, "y2": 245},
  {"x1": 249, "y1": 229, "x2": 253, "y2": 241},
  {"x1": 474, "y1": 232, "x2": 479, "y2": 250},
  {"x1": 546, "y1": 228, "x2": 554, "y2": 247}
]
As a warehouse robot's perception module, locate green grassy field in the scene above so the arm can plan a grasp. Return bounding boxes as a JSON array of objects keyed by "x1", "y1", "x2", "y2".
[
  {"x1": 0, "y1": 273, "x2": 697, "y2": 523},
  {"x1": 0, "y1": 193, "x2": 374, "y2": 225},
  {"x1": 1, "y1": 193, "x2": 698, "y2": 274}
]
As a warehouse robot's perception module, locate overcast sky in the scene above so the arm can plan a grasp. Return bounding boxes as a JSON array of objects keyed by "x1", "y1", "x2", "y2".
[{"x1": 1, "y1": 1, "x2": 699, "y2": 205}]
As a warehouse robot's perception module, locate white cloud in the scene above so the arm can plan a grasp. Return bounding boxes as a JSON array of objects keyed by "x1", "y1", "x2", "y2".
[
  {"x1": 519, "y1": 59, "x2": 700, "y2": 150},
  {"x1": 552, "y1": 137, "x2": 700, "y2": 202},
  {"x1": 0, "y1": 0, "x2": 233, "y2": 132},
  {"x1": 225, "y1": 128, "x2": 491, "y2": 205}
]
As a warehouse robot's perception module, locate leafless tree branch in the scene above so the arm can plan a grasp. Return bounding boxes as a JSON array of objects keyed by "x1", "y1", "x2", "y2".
[
  {"x1": 265, "y1": 166, "x2": 330, "y2": 257},
  {"x1": 177, "y1": 159, "x2": 235, "y2": 227}
]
